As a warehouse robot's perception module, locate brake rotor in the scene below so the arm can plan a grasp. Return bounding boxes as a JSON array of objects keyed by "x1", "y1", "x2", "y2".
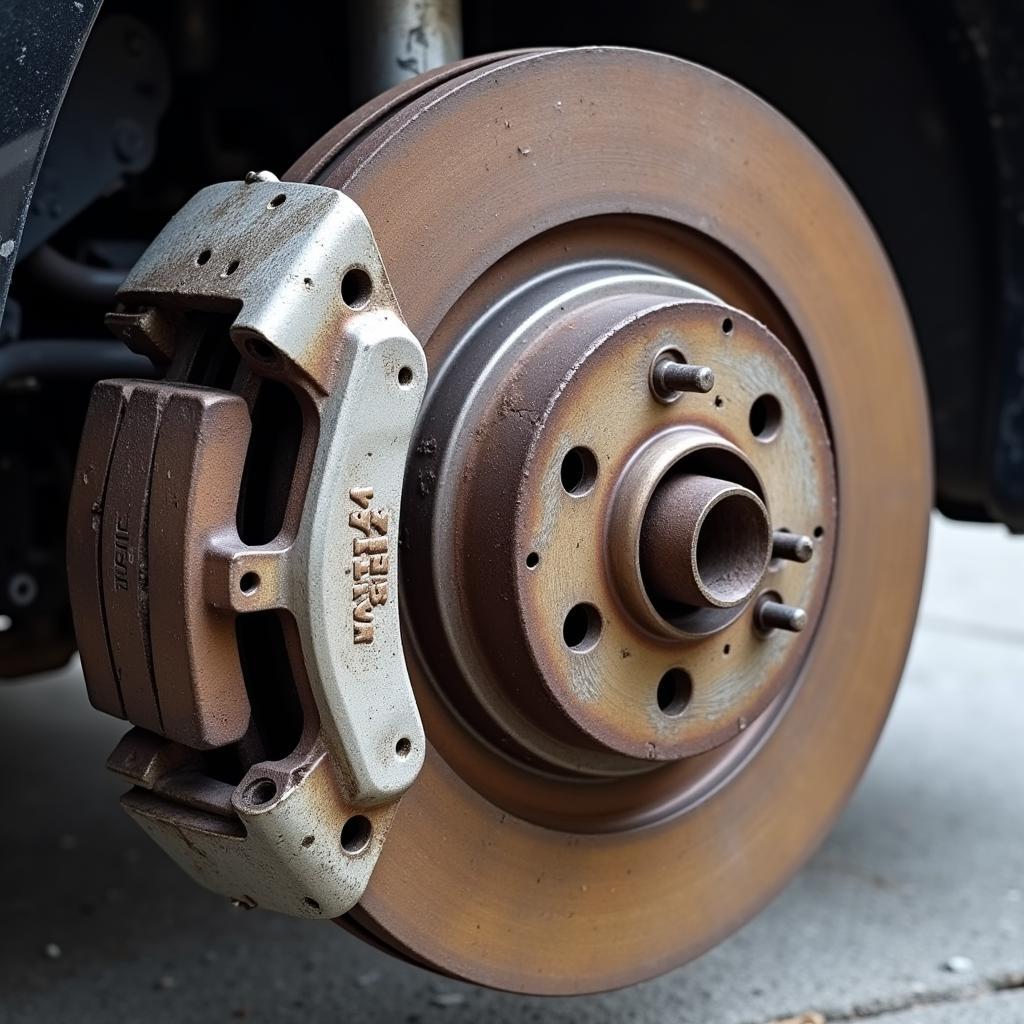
[{"x1": 278, "y1": 46, "x2": 932, "y2": 994}]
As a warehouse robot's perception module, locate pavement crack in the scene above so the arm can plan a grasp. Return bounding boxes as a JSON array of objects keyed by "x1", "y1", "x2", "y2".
[{"x1": 751, "y1": 969, "x2": 1024, "y2": 1023}]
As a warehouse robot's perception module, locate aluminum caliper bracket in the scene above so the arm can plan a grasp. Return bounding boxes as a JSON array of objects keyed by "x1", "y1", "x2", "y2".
[{"x1": 68, "y1": 176, "x2": 427, "y2": 918}]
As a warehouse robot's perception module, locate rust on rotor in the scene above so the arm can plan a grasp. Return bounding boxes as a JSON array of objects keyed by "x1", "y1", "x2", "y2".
[
  {"x1": 62, "y1": 43, "x2": 931, "y2": 998},
  {"x1": 286, "y1": 45, "x2": 932, "y2": 993}
]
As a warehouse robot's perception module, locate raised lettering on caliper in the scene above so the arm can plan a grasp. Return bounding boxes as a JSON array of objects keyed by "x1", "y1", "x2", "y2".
[{"x1": 349, "y1": 487, "x2": 389, "y2": 644}]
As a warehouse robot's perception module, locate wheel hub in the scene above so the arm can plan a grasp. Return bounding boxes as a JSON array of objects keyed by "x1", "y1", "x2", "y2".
[{"x1": 406, "y1": 268, "x2": 836, "y2": 778}]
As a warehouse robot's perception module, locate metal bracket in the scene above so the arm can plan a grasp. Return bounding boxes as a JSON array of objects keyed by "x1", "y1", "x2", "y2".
[{"x1": 68, "y1": 175, "x2": 427, "y2": 917}]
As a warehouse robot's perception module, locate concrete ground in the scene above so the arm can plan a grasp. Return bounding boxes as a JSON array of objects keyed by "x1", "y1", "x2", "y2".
[{"x1": 0, "y1": 515, "x2": 1021, "y2": 1023}]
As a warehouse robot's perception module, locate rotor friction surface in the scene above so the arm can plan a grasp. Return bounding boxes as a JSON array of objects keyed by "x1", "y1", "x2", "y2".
[{"x1": 287, "y1": 47, "x2": 931, "y2": 993}]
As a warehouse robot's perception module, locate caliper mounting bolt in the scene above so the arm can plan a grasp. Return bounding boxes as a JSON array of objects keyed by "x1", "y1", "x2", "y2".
[{"x1": 244, "y1": 169, "x2": 280, "y2": 184}]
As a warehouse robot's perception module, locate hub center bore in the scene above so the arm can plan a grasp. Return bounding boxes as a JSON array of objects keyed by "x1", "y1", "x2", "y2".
[{"x1": 640, "y1": 473, "x2": 771, "y2": 610}]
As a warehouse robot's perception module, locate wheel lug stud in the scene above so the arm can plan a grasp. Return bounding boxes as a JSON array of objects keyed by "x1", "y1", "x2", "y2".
[
  {"x1": 771, "y1": 531, "x2": 814, "y2": 563},
  {"x1": 651, "y1": 357, "x2": 715, "y2": 400},
  {"x1": 755, "y1": 596, "x2": 807, "y2": 634}
]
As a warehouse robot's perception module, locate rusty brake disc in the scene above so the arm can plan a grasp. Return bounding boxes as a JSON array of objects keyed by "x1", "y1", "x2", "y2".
[
  {"x1": 285, "y1": 46, "x2": 931, "y2": 993},
  {"x1": 67, "y1": 46, "x2": 931, "y2": 996}
]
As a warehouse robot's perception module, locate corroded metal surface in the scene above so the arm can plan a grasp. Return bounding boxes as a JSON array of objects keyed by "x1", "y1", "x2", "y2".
[
  {"x1": 286, "y1": 46, "x2": 932, "y2": 993},
  {"x1": 96, "y1": 177, "x2": 427, "y2": 799},
  {"x1": 641, "y1": 473, "x2": 771, "y2": 609},
  {"x1": 69, "y1": 380, "x2": 253, "y2": 747},
  {"x1": 417, "y1": 295, "x2": 835, "y2": 772}
]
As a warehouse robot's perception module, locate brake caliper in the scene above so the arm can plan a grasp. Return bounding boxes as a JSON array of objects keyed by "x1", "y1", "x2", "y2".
[{"x1": 67, "y1": 174, "x2": 427, "y2": 917}]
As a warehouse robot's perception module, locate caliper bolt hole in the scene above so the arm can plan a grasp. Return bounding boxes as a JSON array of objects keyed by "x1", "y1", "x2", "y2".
[
  {"x1": 525, "y1": 551, "x2": 540, "y2": 569},
  {"x1": 341, "y1": 815, "x2": 373, "y2": 855},
  {"x1": 239, "y1": 571, "x2": 260, "y2": 596},
  {"x1": 395, "y1": 737, "x2": 412, "y2": 758},
  {"x1": 244, "y1": 778, "x2": 277, "y2": 806},
  {"x1": 398, "y1": 366, "x2": 414, "y2": 387},
  {"x1": 244, "y1": 337, "x2": 278, "y2": 365},
  {"x1": 341, "y1": 266, "x2": 373, "y2": 309}
]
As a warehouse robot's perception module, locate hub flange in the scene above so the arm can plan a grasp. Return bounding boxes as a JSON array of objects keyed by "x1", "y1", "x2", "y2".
[{"x1": 409, "y1": 288, "x2": 835, "y2": 775}]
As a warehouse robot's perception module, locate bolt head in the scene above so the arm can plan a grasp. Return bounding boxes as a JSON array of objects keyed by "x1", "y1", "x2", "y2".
[{"x1": 244, "y1": 170, "x2": 279, "y2": 184}]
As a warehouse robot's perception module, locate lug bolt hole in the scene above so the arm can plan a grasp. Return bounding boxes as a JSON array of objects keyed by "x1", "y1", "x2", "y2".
[
  {"x1": 341, "y1": 815, "x2": 372, "y2": 855},
  {"x1": 721, "y1": 317, "x2": 734, "y2": 335},
  {"x1": 749, "y1": 394, "x2": 782, "y2": 441},
  {"x1": 562, "y1": 603, "x2": 602, "y2": 652},
  {"x1": 341, "y1": 267, "x2": 373, "y2": 309},
  {"x1": 267, "y1": 193, "x2": 287, "y2": 209},
  {"x1": 657, "y1": 668, "x2": 693, "y2": 717},
  {"x1": 560, "y1": 446, "x2": 598, "y2": 496},
  {"x1": 195, "y1": 248, "x2": 212, "y2": 266},
  {"x1": 525, "y1": 551, "x2": 540, "y2": 569},
  {"x1": 397, "y1": 366, "x2": 413, "y2": 387},
  {"x1": 814, "y1": 525, "x2": 825, "y2": 539},
  {"x1": 395, "y1": 737, "x2": 411, "y2": 758}
]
